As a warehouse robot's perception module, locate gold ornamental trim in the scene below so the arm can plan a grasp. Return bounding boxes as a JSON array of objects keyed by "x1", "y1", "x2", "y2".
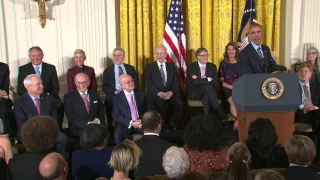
[{"x1": 261, "y1": 78, "x2": 284, "y2": 100}]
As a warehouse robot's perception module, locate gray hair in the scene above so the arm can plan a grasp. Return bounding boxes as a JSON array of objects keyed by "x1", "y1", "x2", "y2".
[
  {"x1": 113, "y1": 48, "x2": 125, "y2": 56},
  {"x1": 74, "y1": 73, "x2": 90, "y2": 83},
  {"x1": 163, "y1": 146, "x2": 189, "y2": 178},
  {"x1": 23, "y1": 74, "x2": 39, "y2": 88}
]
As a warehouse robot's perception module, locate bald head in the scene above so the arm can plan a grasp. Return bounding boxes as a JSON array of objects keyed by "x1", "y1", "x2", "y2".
[
  {"x1": 119, "y1": 74, "x2": 135, "y2": 92},
  {"x1": 39, "y1": 153, "x2": 68, "y2": 180}
]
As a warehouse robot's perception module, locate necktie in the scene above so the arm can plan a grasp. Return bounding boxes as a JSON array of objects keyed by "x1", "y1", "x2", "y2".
[
  {"x1": 35, "y1": 66, "x2": 41, "y2": 77},
  {"x1": 119, "y1": 66, "x2": 124, "y2": 76},
  {"x1": 201, "y1": 66, "x2": 206, "y2": 78},
  {"x1": 160, "y1": 64, "x2": 166, "y2": 86},
  {"x1": 303, "y1": 85, "x2": 312, "y2": 106},
  {"x1": 35, "y1": 98, "x2": 40, "y2": 115},
  {"x1": 257, "y1": 47, "x2": 263, "y2": 59},
  {"x1": 82, "y1": 93, "x2": 90, "y2": 113},
  {"x1": 128, "y1": 94, "x2": 138, "y2": 121}
]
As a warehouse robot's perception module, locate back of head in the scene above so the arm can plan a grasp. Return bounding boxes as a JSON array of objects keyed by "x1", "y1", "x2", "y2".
[
  {"x1": 179, "y1": 172, "x2": 207, "y2": 180},
  {"x1": 285, "y1": 135, "x2": 316, "y2": 166},
  {"x1": 162, "y1": 146, "x2": 189, "y2": 178},
  {"x1": 254, "y1": 169, "x2": 285, "y2": 180},
  {"x1": 80, "y1": 124, "x2": 109, "y2": 149},
  {"x1": 227, "y1": 142, "x2": 251, "y2": 180},
  {"x1": 22, "y1": 116, "x2": 59, "y2": 152},
  {"x1": 184, "y1": 114, "x2": 224, "y2": 151},
  {"x1": 246, "y1": 118, "x2": 278, "y2": 158},
  {"x1": 39, "y1": 152, "x2": 68, "y2": 180},
  {"x1": 108, "y1": 140, "x2": 142, "y2": 172},
  {"x1": 141, "y1": 110, "x2": 161, "y2": 133}
]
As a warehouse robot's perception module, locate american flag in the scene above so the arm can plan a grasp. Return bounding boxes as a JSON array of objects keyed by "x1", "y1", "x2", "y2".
[{"x1": 163, "y1": 0, "x2": 187, "y2": 84}]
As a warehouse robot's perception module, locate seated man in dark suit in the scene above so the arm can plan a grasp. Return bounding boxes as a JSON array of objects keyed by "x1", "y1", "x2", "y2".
[
  {"x1": 112, "y1": 74, "x2": 150, "y2": 144},
  {"x1": 145, "y1": 45, "x2": 182, "y2": 132},
  {"x1": 17, "y1": 46, "x2": 64, "y2": 129},
  {"x1": 282, "y1": 135, "x2": 319, "y2": 180},
  {"x1": 134, "y1": 110, "x2": 174, "y2": 178},
  {"x1": 8, "y1": 116, "x2": 60, "y2": 180},
  {"x1": 240, "y1": 23, "x2": 286, "y2": 75},
  {"x1": 14, "y1": 74, "x2": 68, "y2": 153},
  {"x1": 187, "y1": 48, "x2": 226, "y2": 119},
  {"x1": 39, "y1": 152, "x2": 68, "y2": 180},
  {"x1": 0, "y1": 62, "x2": 16, "y2": 137},
  {"x1": 102, "y1": 48, "x2": 139, "y2": 136},
  {"x1": 295, "y1": 62, "x2": 320, "y2": 144},
  {"x1": 64, "y1": 73, "x2": 106, "y2": 137}
]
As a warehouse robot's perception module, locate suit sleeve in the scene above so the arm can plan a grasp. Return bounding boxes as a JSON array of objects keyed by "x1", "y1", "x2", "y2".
[
  {"x1": 63, "y1": 94, "x2": 88, "y2": 129},
  {"x1": 17, "y1": 67, "x2": 27, "y2": 96},
  {"x1": 102, "y1": 69, "x2": 115, "y2": 94},
  {"x1": 67, "y1": 69, "x2": 74, "y2": 92},
  {"x1": 112, "y1": 96, "x2": 131, "y2": 127},
  {"x1": 49, "y1": 96, "x2": 58, "y2": 122},
  {"x1": 171, "y1": 66, "x2": 180, "y2": 96},
  {"x1": 0, "y1": 158, "x2": 7, "y2": 180},
  {"x1": 210, "y1": 64, "x2": 219, "y2": 87},
  {"x1": 239, "y1": 51, "x2": 253, "y2": 75},
  {"x1": 96, "y1": 93, "x2": 106, "y2": 124},
  {"x1": 91, "y1": 69, "x2": 98, "y2": 91},
  {"x1": 50, "y1": 66, "x2": 60, "y2": 96},
  {"x1": 13, "y1": 100, "x2": 27, "y2": 133},
  {"x1": 131, "y1": 66, "x2": 140, "y2": 89},
  {"x1": 145, "y1": 65, "x2": 160, "y2": 96}
]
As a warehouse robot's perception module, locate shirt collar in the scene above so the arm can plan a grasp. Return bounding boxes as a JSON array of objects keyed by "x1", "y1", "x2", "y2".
[
  {"x1": 289, "y1": 163, "x2": 307, "y2": 167},
  {"x1": 32, "y1": 63, "x2": 43, "y2": 69},
  {"x1": 299, "y1": 81, "x2": 310, "y2": 87},
  {"x1": 157, "y1": 61, "x2": 166, "y2": 67},
  {"x1": 28, "y1": 93, "x2": 40, "y2": 100},
  {"x1": 144, "y1": 133, "x2": 159, "y2": 136},
  {"x1": 251, "y1": 42, "x2": 261, "y2": 51},
  {"x1": 198, "y1": 61, "x2": 206, "y2": 68},
  {"x1": 123, "y1": 89, "x2": 134, "y2": 96},
  {"x1": 78, "y1": 90, "x2": 88, "y2": 96}
]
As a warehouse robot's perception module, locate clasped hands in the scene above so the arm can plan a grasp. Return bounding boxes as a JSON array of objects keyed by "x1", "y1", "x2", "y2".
[
  {"x1": 132, "y1": 120, "x2": 142, "y2": 128},
  {"x1": 158, "y1": 91, "x2": 173, "y2": 100},
  {"x1": 0, "y1": 90, "x2": 8, "y2": 99},
  {"x1": 191, "y1": 75, "x2": 212, "y2": 82},
  {"x1": 304, "y1": 104, "x2": 319, "y2": 114}
]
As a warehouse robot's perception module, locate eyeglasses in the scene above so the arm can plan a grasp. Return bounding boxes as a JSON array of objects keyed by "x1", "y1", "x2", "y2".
[
  {"x1": 122, "y1": 79, "x2": 135, "y2": 85},
  {"x1": 155, "y1": 53, "x2": 167, "y2": 56},
  {"x1": 198, "y1": 54, "x2": 210, "y2": 57},
  {"x1": 307, "y1": 52, "x2": 317, "y2": 55},
  {"x1": 30, "y1": 55, "x2": 43, "y2": 58},
  {"x1": 113, "y1": 54, "x2": 123, "y2": 57},
  {"x1": 76, "y1": 81, "x2": 88, "y2": 85}
]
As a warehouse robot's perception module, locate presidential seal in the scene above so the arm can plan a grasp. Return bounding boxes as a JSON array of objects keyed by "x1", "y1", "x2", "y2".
[{"x1": 261, "y1": 78, "x2": 284, "y2": 100}]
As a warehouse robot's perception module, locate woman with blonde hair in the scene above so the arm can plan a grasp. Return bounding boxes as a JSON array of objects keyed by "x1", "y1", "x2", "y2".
[
  {"x1": 306, "y1": 47, "x2": 320, "y2": 83},
  {"x1": 254, "y1": 169, "x2": 285, "y2": 180}
]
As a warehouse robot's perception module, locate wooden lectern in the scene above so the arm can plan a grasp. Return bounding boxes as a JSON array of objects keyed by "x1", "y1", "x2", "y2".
[{"x1": 233, "y1": 73, "x2": 301, "y2": 146}]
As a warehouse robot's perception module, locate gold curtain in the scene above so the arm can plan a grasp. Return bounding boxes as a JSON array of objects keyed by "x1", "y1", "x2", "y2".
[{"x1": 120, "y1": 0, "x2": 281, "y2": 88}]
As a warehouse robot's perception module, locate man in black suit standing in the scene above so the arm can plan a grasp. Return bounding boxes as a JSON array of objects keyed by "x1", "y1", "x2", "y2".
[
  {"x1": 14, "y1": 74, "x2": 68, "y2": 153},
  {"x1": 112, "y1": 74, "x2": 150, "y2": 144},
  {"x1": 187, "y1": 48, "x2": 227, "y2": 119},
  {"x1": 145, "y1": 45, "x2": 182, "y2": 132},
  {"x1": 240, "y1": 23, "x2": 283, "y2": 74},
  {"x1": 64, "y1": 73, "x2": 106, "y2": 137},
  {"x1": 102, "y1": 48, "x2": 139, "y2": 136},
  {"x1": 17, "y1": 46, "x2": 64, "y2": 129},
  {"x1": 134, "y1": 110, "x2": 174, "y2": 178},
  {"x1": 0, "y1": 62, "x2": 16, "y2": 137}
]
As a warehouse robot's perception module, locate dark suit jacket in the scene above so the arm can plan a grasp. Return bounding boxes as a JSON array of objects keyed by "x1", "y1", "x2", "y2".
[
  {"x1": 67, "y1": 65, "x2": 97, "y2": 92},
  {"x1": 145, "y1": 62, "x2": 180, "y2": 102},
  {"x1": 239, "y1": 43, "x2": 274, "y2": 75},
  {"x1": 8, "y1": 152, "x2": 49, "y2": 180},
  {"x1": 187, "y1": 61, "x2": 219, "y2": 100},
  {"x1": 134, "y1": 135, "x2": 174, "y2": 178},
  {"x1": 102, "y1": 64, "x2": 139, "y2": 95},
  {"x1": 112, "y1": 90, "x2": 150, "y2": 128},
  {"x1": 14, "y1": 93, "x2": 57, "y2": 140},
  {"x1": 282, "y1": 166, "x2": 319, "y2": 180},
  {"x1": 0, "y1": 62, "x2": 9, "y2": 93},
  {"x1": 0, "y1": 158, "x2": 7, "y2": 180},
  {"x1": 310, "y1": 81, "x2": 320, "y2": 106},
  {"x1": 17, "y1": 62, "x2": 60, "y2": 99},
  {"x1": 64, "y1": 90, "x2": 106, "y2": 136}
]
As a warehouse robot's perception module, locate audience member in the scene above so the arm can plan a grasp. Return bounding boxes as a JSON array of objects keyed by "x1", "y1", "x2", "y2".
[
  {"x1": 145, "y1": 45, "x2": 182, "y2": 132},
  {"x1": 112, "y1": 74, "x2": 150, "y2": 144},
  {"x1": 14, "y1": 74, "x2": 68, "y2": 153},
  {"x1": 64, "y1": 73, "x2": 106, "y2": 137},
  {"x1": 0, "y1": 62, "x2": 16, "y2": 137},
  {"x1": 17, "y1": 46, "x2": 64, "y2": 129},
  {"x1": 39, "y1": 152, "x2": 68, "y2": 180},
  {"x1": 187, "y1": 48, "x2": 227, "y2": 119},
  {"x1": 0, "y1": 135, "x2": 13, "y2": 180},
  {"x1": 295, "y1": 62, "x2": 320, "y2": 145},
  {"x1": 282, "y1": 135, "x2": 319, "y2": 180},
  {"x1": 103, "y1": 48, "x2": 140, "y2": 136},
  {"x1": 108, "y1": 140, "x2": 142, "y2": 180},
  {"x1": 255, "y1": 169, "x2": 284, "y2": 180},
  {"x1": 306, "y1": 47, "x2": 320, "y2": 83},
  {"x1": 8, "y1": 116, "x2": 59, "y2": 180},
  {"x1": 163, "y1": 146, "x2": 189, "y2": 179},
  {"x1": 218, "y1": 42, "x2": 241, "y2": 129},
  {"x1": 246, "y1": 118, "x2": 289, "y2": 169},
  {"x1": 67, "y1": 49, "x2": 97, "y2": 92},
  {"x1": 72, "y1": 124, "x2": 114, "y2": 180},
  {"x1": 240, "y1": 23, "x2": 285, "y2": 74},
  {"x1": 135, "y1": 110, "x2": 174, "y2": 178},
  {"x1": 184, "y1": 114, "x2": 229, "y2": 172}
]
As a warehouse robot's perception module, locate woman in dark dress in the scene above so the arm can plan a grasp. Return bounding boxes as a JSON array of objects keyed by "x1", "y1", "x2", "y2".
[
  {"x1": 218, "y1": 42, "x2": 241, "y2": 129},
  {"x1": 306, "y1": 47, "x2": 320, "y2": 83}
]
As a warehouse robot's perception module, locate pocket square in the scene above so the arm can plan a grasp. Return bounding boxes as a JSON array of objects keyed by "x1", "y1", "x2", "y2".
[{"x1": 94, "y1": 101, "x2": 98, "y2": 103}]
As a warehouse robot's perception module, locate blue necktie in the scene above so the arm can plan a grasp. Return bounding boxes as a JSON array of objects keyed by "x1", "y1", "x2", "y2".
[
  {"x1": 160, "y1": 64, "x2": 166, "y2": 86},
  {"x1": 257, "y1": 47, "x2": 263, "y2": 59},
  {"x1": 35, "y1": 66, "x2": 41, "y2": 77}
]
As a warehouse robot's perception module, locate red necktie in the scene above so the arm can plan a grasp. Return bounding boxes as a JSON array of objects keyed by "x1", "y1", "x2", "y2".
[
  {"x1": 35, "y1": 98, "x2": 40, "y2": 115},
  {"x1": 82, "y1": 93, "x2": 90, "y2": 113}
]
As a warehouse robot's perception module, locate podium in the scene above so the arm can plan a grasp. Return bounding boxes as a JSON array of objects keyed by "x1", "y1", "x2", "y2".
[{"x1": 233, "y1": 73, "x2": 301, "y2": 146}]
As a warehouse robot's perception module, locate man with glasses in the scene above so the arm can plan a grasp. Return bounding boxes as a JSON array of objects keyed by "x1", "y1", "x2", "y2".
[
  {"x1": 64, "y1": 73, "x2": 106, "y2": 137},
  {"x1": 187, "y1": 48, "x2": 227, "y2": 120},
  {"x1": 102, "y1": 48, "x2": 139, "y2": 137},
  {"x1": 112, "y1": 74, "x2": 150, "y2": 144},
  {"x1": 145, "y1": 45, "x2": 182, "y2": 132}
]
